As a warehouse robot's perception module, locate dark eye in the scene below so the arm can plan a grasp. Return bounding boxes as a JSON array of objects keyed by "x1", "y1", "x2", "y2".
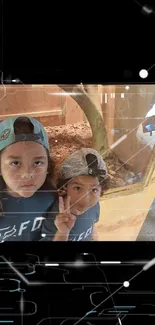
[
  {"x1": 73, "y1": 186, "x2": 81, "y2": 191},
  {"x1": 92, "y1": 188, "x2": 99, "y2": 193},
  {"x1": 11, "y1": 161, "x2": 20, "y2": 167},
  {"x1": 34, "y1": 161, "x2": 44, "y2": 166}
]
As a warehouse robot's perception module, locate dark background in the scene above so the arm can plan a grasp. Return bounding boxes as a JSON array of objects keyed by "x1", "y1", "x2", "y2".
[{"x1": 1, "y1": 0, "x2": 155, "y2": 324}]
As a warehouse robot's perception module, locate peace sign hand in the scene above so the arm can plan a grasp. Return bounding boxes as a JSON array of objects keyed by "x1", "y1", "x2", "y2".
[{"x1": 54, "y1": 196, "x2": 76, "y2": 234}]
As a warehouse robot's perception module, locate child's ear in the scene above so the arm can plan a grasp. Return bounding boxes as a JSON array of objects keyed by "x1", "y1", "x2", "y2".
[{"x1": 58, "y1": 188, "x2": 67, "y2": 196}]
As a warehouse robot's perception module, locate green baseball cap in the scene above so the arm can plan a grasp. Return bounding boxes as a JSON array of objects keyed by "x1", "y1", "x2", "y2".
[{"x1": 0, "y1": 116, "x2": 50, "y2": 152}]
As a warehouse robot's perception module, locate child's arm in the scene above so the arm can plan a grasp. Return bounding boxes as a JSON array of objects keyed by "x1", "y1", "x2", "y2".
[
  {"x1": 92, "y1": 224, "x2": 99, "y2": 241},
  {"x1": 53, "y1": 196, "x2": 76, "y2": 241},
  {"x1": 41, "y1": 196, "x2": 76, "y2": 241}
]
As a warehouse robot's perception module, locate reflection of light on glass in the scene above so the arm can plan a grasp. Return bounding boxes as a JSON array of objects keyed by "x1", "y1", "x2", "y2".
[
  {"x1": 111, "y1": 129, "x2": 120, "y2": 135},
  {"x1": 125, "y1": 86, "x2": 129, "y2": 90},
  {"x1": 112, "y1": 93, "x2": 115, "y2": 98},
  {"x1": 100, "y1": 93, "x2": 103, "y2": 103},
  {"x1": 105, "y1": 93, "x2": 107, "y2": 103},
  {"x1": 146, "y1": 104, "x2": 155, "y2": 117},
  {"x1": 110, "y1": 93, "x2": 113, "y2": 98},
  {"x1": 121, "y1": 93, "x2": 124, "y2": 98},
  {"x1": 47, "y1": 92, "x2": 79, "y2": 96},
  {"x1": 139, "y1": 87, "x2": 146, "y2": 97},
  {"x1": 145, "y1": 124, "x2": 155, "y2": 131},
  {"x1": 110, "y1": 135, "x2": 127, "y2": 149}
]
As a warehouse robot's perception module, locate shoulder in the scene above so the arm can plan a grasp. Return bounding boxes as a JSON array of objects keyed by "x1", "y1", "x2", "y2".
[
  {"x1": 30, "y1": 190, "x2": 56, "y2": 213},
  {"x1": 90, "y1": 202, "x2": 100, "y2": 213},
  {"x1": 35, "y1": 189, "x2": 57, "y2": 203},
  {"x1": 44, "y1": 195, "x2": 59, "y2": 215},
  {"x1": 88, "y1": 202, "x2": 100, "y2": 222}
]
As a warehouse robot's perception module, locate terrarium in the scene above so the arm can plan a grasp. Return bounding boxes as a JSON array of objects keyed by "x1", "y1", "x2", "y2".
[{"x1": 1, "y1": 83, "x2": 155, "y2": 240}]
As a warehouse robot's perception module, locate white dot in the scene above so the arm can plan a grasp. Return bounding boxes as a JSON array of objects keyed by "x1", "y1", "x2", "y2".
[
  {"x1": 55, "y1": 140, "x2": 58, "y2": 142},
  {"x1": 12, "y1": 78, "x2": 20, "y2": 83},
  {"x1": 123, "y1": 281, "x2": 130, "y2": 287},
  {"x1": 41, "y1": 233, "x2": 46, "y2": 237},
  {"x1": 139, "y1": 69, "x2": 148, "y2": 79},
  {"x1": 125, "y1": 86, "x2": 129, "y2": 90}
]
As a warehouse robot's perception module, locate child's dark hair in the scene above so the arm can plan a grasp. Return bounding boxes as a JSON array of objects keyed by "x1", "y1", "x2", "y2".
[
  {"x1": 0, "y1": 117, "x2": 57, "y2": 217},
  {"x1": 57, "y1": 175, "x2": 109, "y2": 197}
]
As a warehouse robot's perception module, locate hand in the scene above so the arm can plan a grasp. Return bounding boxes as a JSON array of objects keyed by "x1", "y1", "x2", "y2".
[{"x1": 54, "y1": 196, "x2": 76, "y2": 234}]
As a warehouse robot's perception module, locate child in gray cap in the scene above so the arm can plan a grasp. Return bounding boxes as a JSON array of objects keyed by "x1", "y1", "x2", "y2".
[{"x1": 41, "y1": 148, "x2": 108, "y2": 241}]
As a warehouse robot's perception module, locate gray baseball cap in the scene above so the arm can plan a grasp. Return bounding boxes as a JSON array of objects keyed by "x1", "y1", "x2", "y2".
[
  {"x1": 0, "y1": 116, "x2": 50, "y2": 152},
  {"x1": 59, "y1": 148, "x2": 107, "y2": 180}
]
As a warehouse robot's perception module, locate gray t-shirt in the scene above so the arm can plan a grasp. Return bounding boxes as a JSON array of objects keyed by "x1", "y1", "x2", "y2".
[
  {"x1": 41, "y1": 199, "x2": 100, "y2": 241},
  {"x1": 0, "y1": 190, "x2": 55, "y2": 242}
]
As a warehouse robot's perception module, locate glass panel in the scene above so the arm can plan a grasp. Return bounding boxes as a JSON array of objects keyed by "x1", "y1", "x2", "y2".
[{"x1": 0, "y1": 84, "x2": 154, "y2": 190}]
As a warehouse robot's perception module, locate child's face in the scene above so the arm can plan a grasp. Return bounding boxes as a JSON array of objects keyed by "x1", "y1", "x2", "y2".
[
  {"x1": 65, "y1": 175, "x2": 102, "y2": 215},
  {"x1": 0, "y1": 141, "x2": 48, "y2": 198}
]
